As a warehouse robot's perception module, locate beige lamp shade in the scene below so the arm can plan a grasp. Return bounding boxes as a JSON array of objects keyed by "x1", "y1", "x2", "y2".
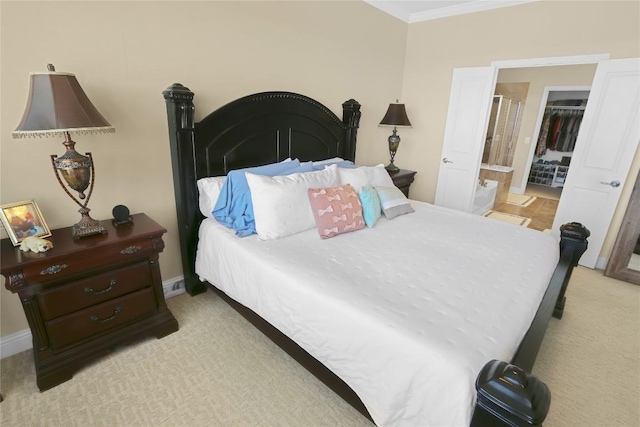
[{"x1": 13, "y1": 68, "x2": 114, "y2": 137}]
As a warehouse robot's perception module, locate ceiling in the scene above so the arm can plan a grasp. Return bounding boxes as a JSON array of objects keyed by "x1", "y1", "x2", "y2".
[{"x1": 364, "y1": 0, "x2": 539, "y2": 23}]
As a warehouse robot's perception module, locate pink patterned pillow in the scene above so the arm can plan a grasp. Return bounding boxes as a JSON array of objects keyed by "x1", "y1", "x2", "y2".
[{"x1": 307, "y1": 184, "x2": 365, "y2": 239}]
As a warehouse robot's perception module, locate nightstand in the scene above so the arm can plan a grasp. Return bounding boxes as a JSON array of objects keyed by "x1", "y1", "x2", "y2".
[
  {"x1": 1, "y1": 213, "x2": 179, "y2": 391},
  {"x1": 388, "y1": 169, "x2": 417, "y2": 198}
]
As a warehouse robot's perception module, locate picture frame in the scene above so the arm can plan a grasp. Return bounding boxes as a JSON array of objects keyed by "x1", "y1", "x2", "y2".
[{"x1": 0, "y1": 200, "x2": 52, "y2": 246}]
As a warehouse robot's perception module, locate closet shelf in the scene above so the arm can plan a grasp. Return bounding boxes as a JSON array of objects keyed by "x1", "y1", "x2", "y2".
[
  {"x1": 528, "y1": 163, "x2": 569, "y2": 188},
  {"x1": 545, "y1": 105, "x2": 586, "y2": 111}
]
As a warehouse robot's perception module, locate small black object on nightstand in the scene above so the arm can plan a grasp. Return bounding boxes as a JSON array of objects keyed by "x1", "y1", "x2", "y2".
[{"x1": 112, "y1": 205, "x2": 133, "y2": 227}]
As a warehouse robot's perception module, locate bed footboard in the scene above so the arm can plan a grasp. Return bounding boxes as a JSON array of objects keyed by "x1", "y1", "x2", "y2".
[{"x1": 471, "y1": 222, "x2": 590, "y2": 426}]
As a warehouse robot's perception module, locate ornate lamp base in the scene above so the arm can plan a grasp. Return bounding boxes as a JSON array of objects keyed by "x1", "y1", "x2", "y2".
[
  {"x1": 386, "y1": 128, "x2": 401, "y2": 172},
  {"x1": 385, "y1": 162, "x2": 400, "y2": 172},
  {"x1": 51, "y1": 135, "x2": 107, "y2": 240},
  {"x1": 72, "y1": 207, "x2": 106, "y2": 239}
]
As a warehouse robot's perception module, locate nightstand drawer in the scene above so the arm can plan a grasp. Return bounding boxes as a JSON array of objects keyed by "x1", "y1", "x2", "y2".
[
  {"x1": 38, "y1": 261, "x2": 151, "y2": 320},
  {"x1": 22, "y1": 239, "x2": 154, "y2": 285},
  {"x1": 45, "y1": 288, "x2": 157, "y2": 349}
]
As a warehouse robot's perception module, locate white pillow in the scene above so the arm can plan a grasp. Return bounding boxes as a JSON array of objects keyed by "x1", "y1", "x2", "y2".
[
  {"x1": 197, "y1": 176, "x2": 226, "y2": 218},
  {"x1": 338, "y1": 164, "x2": 394, "y2": 193},
  {"x1": 246, "y1": 164, "x2": 339, "y2": 240},
  {"x1": 312, "y1": 157, "x2": 344, "y2": 166}
]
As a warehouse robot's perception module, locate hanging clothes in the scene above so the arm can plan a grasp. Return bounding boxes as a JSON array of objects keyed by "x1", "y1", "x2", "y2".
[
  {"x1": 536, "y1": 113, "x2": 552, "y2": 156},
  {"x1": 535, "y1": 101, "x2": 585, "y2": 155}
]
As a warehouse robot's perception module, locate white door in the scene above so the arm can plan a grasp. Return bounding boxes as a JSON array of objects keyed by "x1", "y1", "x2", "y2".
[
  {"x1": 552, "y1": 58, "x2": 640, "y2": 268},
  {"x1": 434, "y1": 67, "x2": 496, "y2": 211}
]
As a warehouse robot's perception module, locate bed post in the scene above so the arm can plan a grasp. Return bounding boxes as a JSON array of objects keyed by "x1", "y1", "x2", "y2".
[
  {"x1": 162, "y1": 83, "x2": 206, "y2": 296},
  {"x1": 342, "y1": 99, "x2": 361, "y2": 162},
  {"x1": 553, "y1": 222, "x2": 590, "y2": 319},
  {"x1": 471, "y1": 222, "x2": 589, "y2": 427}
]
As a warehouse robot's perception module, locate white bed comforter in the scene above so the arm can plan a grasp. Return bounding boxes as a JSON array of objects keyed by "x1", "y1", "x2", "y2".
[{"x1": 195, "y1": 201, "x2": 559, "y2": 426}]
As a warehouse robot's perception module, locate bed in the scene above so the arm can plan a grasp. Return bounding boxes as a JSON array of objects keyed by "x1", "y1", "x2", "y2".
[{"x1": 162, "y1": 84, "x2": 589, "y2": 426}]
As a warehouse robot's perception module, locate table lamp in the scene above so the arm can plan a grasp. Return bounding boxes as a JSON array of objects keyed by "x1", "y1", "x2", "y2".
[
  {"x1": 379, "y1": 101, "x2": 412, "y2": 172},
  {"x1": 13, "y1": 64, "x2": 114, "y2": 238}
]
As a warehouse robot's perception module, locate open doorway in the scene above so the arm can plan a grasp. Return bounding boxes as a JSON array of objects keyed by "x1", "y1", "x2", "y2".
[
  {"x1": 483, "y1": 66, "x2": 596, "y2": 232},
  {"x1": 493, "y1": 87, "x2": 591, "y2": 231},
  {"x1": 525, "y1": 88, "x2": 590, "y2": 198},
  {"x1": 436, "y1": 56, "x2": 640, "y2": 268},
  {"x1": 476, "y1": 83, "x2": 528, "y2": 213}
]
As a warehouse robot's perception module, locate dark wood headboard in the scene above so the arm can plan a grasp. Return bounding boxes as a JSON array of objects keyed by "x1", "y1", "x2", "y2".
[{"x1": 162, "y1": 84, "x2": 361, "y2": 295}]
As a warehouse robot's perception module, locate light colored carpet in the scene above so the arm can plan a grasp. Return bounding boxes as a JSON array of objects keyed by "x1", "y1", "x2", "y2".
[
  {"x1": 1, "y1": 267, "x2": 638, "y2": 427},
  {"x1": 483, "y1": 210, "x2": 532, "y2": 227},
  {"x1": 507, "y1": 193, "x2": 537, "y2": 207}
]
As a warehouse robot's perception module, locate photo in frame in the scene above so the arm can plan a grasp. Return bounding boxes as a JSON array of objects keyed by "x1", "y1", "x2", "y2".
[{"x1": 0, "y1": 200, "x2": 52, "y2": 246}]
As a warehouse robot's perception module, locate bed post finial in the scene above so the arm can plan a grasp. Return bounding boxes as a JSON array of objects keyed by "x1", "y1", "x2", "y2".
[
  {"x1": 472, "y1": 360, "x2": 551, "y2": 427},
  {"x1": 554, "y1": 222, "x2": 590, "y2": 318},
  {"x1": 163, "y1": 83, "x2": 195, "y2": 129},
  {"x1": 342, "y1": 99, "x2": 361, "y2": 162},
  {"x1": 162, "y1": 83, "x2": 205, "y2": 296}
]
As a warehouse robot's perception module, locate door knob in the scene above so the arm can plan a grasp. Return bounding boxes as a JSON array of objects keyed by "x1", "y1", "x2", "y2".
[
  {"x1": 442, "y1": 158, "x2": 453, "y2": 164},
  {"x1": 600, "y1": 180, "x2": 621, "y2": 188}
]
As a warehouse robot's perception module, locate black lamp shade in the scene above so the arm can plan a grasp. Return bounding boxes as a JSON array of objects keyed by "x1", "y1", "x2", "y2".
[
  {"x1": 379, "y1": 103, "x2": 412, "y2": 127},
  {"x1": 13, "y1": 70, "x2": 114, "y2": 137}
]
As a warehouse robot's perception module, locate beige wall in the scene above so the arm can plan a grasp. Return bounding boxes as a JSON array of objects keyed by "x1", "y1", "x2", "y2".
[
  {"x1": 0, "y1": 1, "x2": 407, "y2": 337},
  {"x1": 400, "y1": 0, "x2": 639, "y2": 266}
]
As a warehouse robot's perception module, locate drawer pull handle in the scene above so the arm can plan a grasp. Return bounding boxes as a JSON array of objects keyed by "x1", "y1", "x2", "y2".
[
  {"x1": 120, "y1": 246, "x2": 142, "y2": 254},
  {"x1": 85, "y1": 280, "x2": 116, "y2": 295},
  {"x1": 40, "y1": 264, "x2": 68, "y2": 275},
  {"x1": 90, "y1": 307, "x2": 123, "y2": 323}
]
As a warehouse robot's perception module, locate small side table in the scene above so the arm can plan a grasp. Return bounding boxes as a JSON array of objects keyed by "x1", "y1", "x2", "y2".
[
  {"x1": 1, "y1": 213, "x2": 179, "y2": 392},
  {"x1": 388, "y1": 169, "x2": 417, "y2": 198}
]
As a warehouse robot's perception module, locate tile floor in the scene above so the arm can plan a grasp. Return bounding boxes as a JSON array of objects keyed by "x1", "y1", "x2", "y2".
[
  {"x1": 492, "y1": 197, "x2": 559, "y2": 231},
  {"x1": 492, "y1": 184, "x2": 562, "y2": 232}
]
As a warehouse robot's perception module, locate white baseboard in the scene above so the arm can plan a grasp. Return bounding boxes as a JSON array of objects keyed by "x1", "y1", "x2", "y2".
[
  {"x1": 0, "y1": 275, "x2": 186, "y2": 360},
  {"x1": 163, "y1": 275, "x2": 186, "y2": 299},
  {"x1": 595, "y1": 257, "x2": 608, "y2": 270},
  {"x1": 0, "y1": 329, "x2": 32, "y2": 360}
]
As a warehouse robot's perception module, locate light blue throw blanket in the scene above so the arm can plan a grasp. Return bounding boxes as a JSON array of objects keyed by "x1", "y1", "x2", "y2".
[{"x1": 213, "y1": 160, "x2": 314, "y2": 237}]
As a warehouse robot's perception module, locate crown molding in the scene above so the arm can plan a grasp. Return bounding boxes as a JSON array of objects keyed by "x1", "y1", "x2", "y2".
[
  {"x1": 365, "y1": 0, "x2": 540, "y2": 24},
  {"x1": 492, "y1": 53, "x2": 610, "y2": 69},
  {"x1": 366, "y1": 0, "x2": 412, "y2": 22}
]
